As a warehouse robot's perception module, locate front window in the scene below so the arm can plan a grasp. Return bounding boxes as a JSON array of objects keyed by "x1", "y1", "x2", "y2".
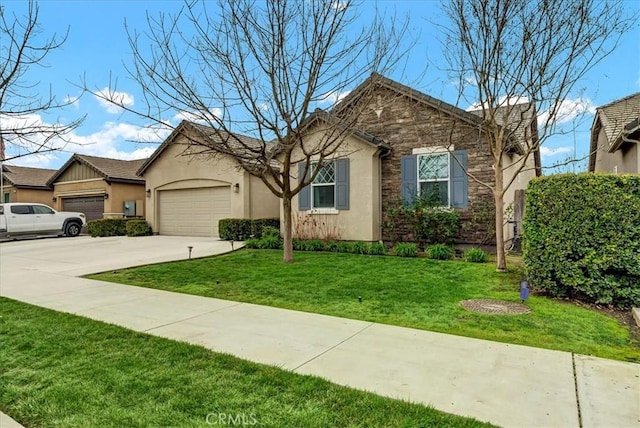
[
  {"x1": 32, "y1": 205, "x2": 54, "y2": 214},
  {"x1": 418, "y1": 153, "x2": 449, "y2": 206},
  {"x1": 311, "y1": 161, "x2": 335, "y2": 209}
]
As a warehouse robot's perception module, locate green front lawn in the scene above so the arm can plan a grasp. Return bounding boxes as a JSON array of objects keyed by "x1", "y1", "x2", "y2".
[
  {"x1": 0, "y1": 298, "x2": 492, "y2": 427},
  {"x1": 89, "y1": 250, "x2": 640, "y2": 362}
]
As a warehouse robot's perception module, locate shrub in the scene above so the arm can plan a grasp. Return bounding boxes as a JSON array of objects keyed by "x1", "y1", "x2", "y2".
[
  {"x1": 125, "y1": 220, "x2": 152, "y2": 237},
  {"x1": 304, "y1": 239, "x2": 325, "y2": 251},
  {"x1": 87, "y1": 218, "x2": 127, "y2": 237},
  {"x1": 369, "y1": 242, "x2": 386, "y2": 256},
  {"x1": 251, "y1": 218, "x2": 280, "y2": 238},
  {"x1": 244, "y1": 238, "x2": 261, "y2": 249},
  {"x1": 261, "y1": 226, "x2": 280, "y2": 239},
  {"x1": 351, "y1": 241, "x2": 369, "y2": 255},
  {"x1": 426, "y1": 244, "x2": 455, "y2": 260},
  {"x1": 382, "y1": 197, "x2": 460, "y2": 248},
  {"x1": 523, "y1": 174, "x2": 640, "y2": 308},
  {"x1": 412, "y1": 204, "x2": 460, "y2": 247},
  {"x1": 324, "y1": 240, "x2": 339, "y2": 252},
  {"x1": 463, "y1": 247, "x2": 487, "y2": 263},
  {"x1": 393, "y1": 242, "x2": 418, "y2": 258},
  {"x1": 258, "y1": 235, "x2": 282, "y2": 249},
  {"x1": 336, "y1": 242, "x2": 352, "y2": 253},
  {"x1": 292, "y1": 238, "x2": 305, "y2": 251},
  {"x1": 219, "y1": 218, "x2": 280, "y2": 241}
]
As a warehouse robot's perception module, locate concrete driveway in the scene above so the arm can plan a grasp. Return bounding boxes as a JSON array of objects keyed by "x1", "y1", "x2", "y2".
[{"x1": 1, "y1": 236, "x2": 639, "y2": 428}]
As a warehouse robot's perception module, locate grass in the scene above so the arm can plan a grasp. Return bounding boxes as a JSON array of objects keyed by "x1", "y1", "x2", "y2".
[
  {"x1": 0, "y1": 298, "x2": 493, "y2": 427},
  {"x1": 88, "y1": 249, "x2": 640, "y2": 362}
]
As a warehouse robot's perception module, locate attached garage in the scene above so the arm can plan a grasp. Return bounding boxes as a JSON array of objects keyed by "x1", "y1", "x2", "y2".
[
  {"x1": 62, "y1": 196, "x2": 104, "y2": 221},
  {"x1": 158, "y1": 187, "x2": 231, "y2": 237}
]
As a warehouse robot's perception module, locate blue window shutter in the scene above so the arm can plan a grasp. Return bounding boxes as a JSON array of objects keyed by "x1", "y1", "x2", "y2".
[
  {"x1": 298, "y1": 162, "x2": 310, "y2": 211},
  {"x1": 401, "y1": 155, "x2": 417, "y2": 204},
  {"x1": 335, "y1": 158, "x2": 349, "y2": 210},
  {"x1": 450, "y1": 150, "x2": 468, "y2": 208}
]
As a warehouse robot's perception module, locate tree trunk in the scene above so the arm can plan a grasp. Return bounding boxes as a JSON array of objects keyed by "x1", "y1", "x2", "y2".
[
  {"x1": 282, "y1": 195, "x2": 294, "y2": 263},
  {"x1": 494, "y1": 166, "x2": 507, "y2": 272}
]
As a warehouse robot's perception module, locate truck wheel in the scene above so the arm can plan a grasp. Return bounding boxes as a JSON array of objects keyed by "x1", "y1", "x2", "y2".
[{"x1": 65, "y1": 222, "x2": 81, "y2": 237}]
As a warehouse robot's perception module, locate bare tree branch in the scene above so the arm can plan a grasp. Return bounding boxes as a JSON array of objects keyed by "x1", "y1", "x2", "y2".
[
  {"x1": 86, "y1": 0, "x2": 409, "y2": 262},
  {"x1": 0, "y1": 0, "x2": 85, "y2": 162},
  {"x1": 440, "y1": 0, "x2": 634, "y2": 271}
]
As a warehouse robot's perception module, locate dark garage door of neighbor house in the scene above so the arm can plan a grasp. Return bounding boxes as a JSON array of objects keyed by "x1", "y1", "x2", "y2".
[{"x1": 62, "y1": 196, "x2": 104, "y2": 221}]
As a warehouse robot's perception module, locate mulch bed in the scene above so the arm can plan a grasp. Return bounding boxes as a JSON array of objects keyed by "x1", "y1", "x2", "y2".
[{"x1": 460, "y1": 299, "x2": 531, "y2": 315}]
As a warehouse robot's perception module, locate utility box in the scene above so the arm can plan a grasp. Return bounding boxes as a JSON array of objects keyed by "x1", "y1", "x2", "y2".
[{"x1": 123, "y1": 200, "x2": 136, "y2": 217}]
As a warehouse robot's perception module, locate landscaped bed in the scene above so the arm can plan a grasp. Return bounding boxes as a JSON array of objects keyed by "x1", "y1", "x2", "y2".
[
  {"x1": 0, "y1": 298, "x2": 492, "y2": 428},
  {"x1": 88, "y1": 249, "x2": 640, "y2": 362}
]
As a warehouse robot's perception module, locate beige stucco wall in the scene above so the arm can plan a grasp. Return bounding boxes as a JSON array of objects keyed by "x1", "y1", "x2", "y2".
[
  {"x1": 501, "y1": 151, "x2": 537, "y2": 243},
  {"x1": 289, "y1": 130, "x2": 382, "y2": 241},
  {"x1": 2, "y1": 185, "x2": 54, "y2": 207},
  {"x1": 594, "y1": 127, "x2": 639, "y2": 174},
  {"x1": 142, "y1": 136, "x2": 279, "y2": 232},
  {"x1": 105, "y1": 182, "x2": 146, "y2": 218},
  {"x1": 249, "y1": 175, "x2": 280, "y2": 218},
  {"x1": 52, "y1": 179, "x2": 108, "y2": 211}
]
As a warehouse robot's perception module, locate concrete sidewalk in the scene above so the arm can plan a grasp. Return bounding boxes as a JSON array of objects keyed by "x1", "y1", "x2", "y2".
[{"x1": 1, "y1": 236, "x2": 638, "y2": 427}]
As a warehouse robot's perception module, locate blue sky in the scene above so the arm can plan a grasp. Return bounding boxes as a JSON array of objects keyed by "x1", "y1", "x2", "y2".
[{"x1": 3, "y1": 0, "x2": 639, "y2": 171}]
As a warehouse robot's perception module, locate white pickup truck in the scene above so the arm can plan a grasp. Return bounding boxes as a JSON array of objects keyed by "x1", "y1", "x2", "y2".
[{"x1": 0, "y1": 203, "x2": 87, "y2": 238}]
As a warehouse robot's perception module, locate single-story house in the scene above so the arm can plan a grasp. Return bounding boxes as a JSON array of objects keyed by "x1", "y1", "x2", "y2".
[
  {"x1": 137, "y1": 121, "x2": 280, "y2": 237},
  {"x1": 588, "y1": 92, "x2": 640, "y2": 174},
  {"x1": 1, "y1": 165, "x2": 56, "y2": 206},
  {"x1": 48, "y1": 154, "x2": 146, "y2": 221},
  {"x1": 290, "y1": 74, "x2": 540, "y2": 244}
]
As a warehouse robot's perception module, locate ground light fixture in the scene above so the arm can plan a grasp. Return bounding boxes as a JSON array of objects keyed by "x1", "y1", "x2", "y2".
[
  {"x1": 188, "y1": 246, "x2": 193, "y2": 259},
  {"x1": 520, "y1": 280, "x2": 529, "y2": 302}
]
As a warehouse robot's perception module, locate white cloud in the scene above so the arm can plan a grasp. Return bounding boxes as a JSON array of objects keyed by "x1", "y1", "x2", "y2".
[
  {"x1": 173, "y1": 108, "x2": 222, "y2": 123},
  {"x1": 3, "y1": 113, "x2": 171, "y2": 168},
  {"x1": 538, "y1": 97, "x2": 595, "y2": 126},
  {"x1": 319, "y1": 90, "x2": 351, "y2": 105},
  {"x1": 466, "y1": 95, "x2": 530, "y2": 111},
  {"x1": 95, "y1": 88, "x2": 135, "y2": 114},
  {"x1": 539, "y1": 146, "x2": 572, "y2": 158}
]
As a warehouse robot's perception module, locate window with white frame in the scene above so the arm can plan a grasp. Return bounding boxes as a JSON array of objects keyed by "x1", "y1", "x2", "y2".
[
  {"x1": 311, "y1": 161, "x2": 335, "y2": 209},
  {"x1": 418, "y1": 153, "x2": 449, "y2": 206}
]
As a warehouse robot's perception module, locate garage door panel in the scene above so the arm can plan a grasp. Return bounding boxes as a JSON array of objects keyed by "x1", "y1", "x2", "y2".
[
  {"x1": 62, "y1": 196, "x2": 104, "y2": 221},
  {"x1": 158, "y1": 187, "x2": 231, "y2": 237}
]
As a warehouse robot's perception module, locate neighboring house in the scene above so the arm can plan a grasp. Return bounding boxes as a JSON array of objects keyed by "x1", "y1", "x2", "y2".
[
  {"x1": 291, "y1": 74, "x2": 540, "y2": 244},
  {"x1": 47, "y1": 154, "x2": 146, "y2": 221},
  {"x1": 588, "y1": 92, "x2": 640, "y2": 174},
  {"x1": 138, "y1": 121, "x2": 280, "y2": 237},
  {"x1": 1, "y1": 165, "x2": 56, "y2": 206}
]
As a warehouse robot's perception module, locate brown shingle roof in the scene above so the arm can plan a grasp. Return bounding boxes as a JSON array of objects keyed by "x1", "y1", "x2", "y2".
[
  {"x1": 48, "y1": 154, "x2": 147, "y2": 186},
  {"x1": 468, "y1": 102, "x2": 536, "y2": 145},
  {"x1": 137, "y1": 120, "x2": 275, "y2": 176},
  {"x1": 588, "y1": 92, "x2": 640, "y2": 171},
  {"x1": 77, "y1": 154, "x2": 146, "y2": 182},
  {"x1": 596, "y1": 92, "x2": 640, "y2": 145},
  {"x1": 2, "y1": 165, "x2": 56, "y2": 189}
]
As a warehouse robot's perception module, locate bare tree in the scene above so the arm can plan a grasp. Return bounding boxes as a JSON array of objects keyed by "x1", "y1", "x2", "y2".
[
  {"x1": 91, "y1": 0, "x2": 407, "y2": 262},
  {"x1": 440, "y1": 0, "x2": 633, "y2": 271},
  {"x1": 0, "y1": 0, "x2": 84, "y2": 162}
]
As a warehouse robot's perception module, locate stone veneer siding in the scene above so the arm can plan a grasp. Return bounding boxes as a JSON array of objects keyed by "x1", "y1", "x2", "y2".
[{"x1": 352, "y1": 86, "x2": 496, "y2": 244}]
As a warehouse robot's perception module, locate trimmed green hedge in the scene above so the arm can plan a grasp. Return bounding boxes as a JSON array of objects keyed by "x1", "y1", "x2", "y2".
[
  {"x1": 87, "y1": 219, "x2": 128, "y2": 237},
  {"x1": 126, "y1": 219, "x2": 152, "y2": 237},
  {"x1": 523, "y1": 174, "x2": 640, "y2": 308},
  {"x1": 218, "y1": 218, "x2": 280, "y2": 241}
]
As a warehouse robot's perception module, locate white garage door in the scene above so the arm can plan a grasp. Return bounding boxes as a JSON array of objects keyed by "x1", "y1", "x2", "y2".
[{"x1": 158, "y1": 187, "x2": 231, "y2": 237}]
